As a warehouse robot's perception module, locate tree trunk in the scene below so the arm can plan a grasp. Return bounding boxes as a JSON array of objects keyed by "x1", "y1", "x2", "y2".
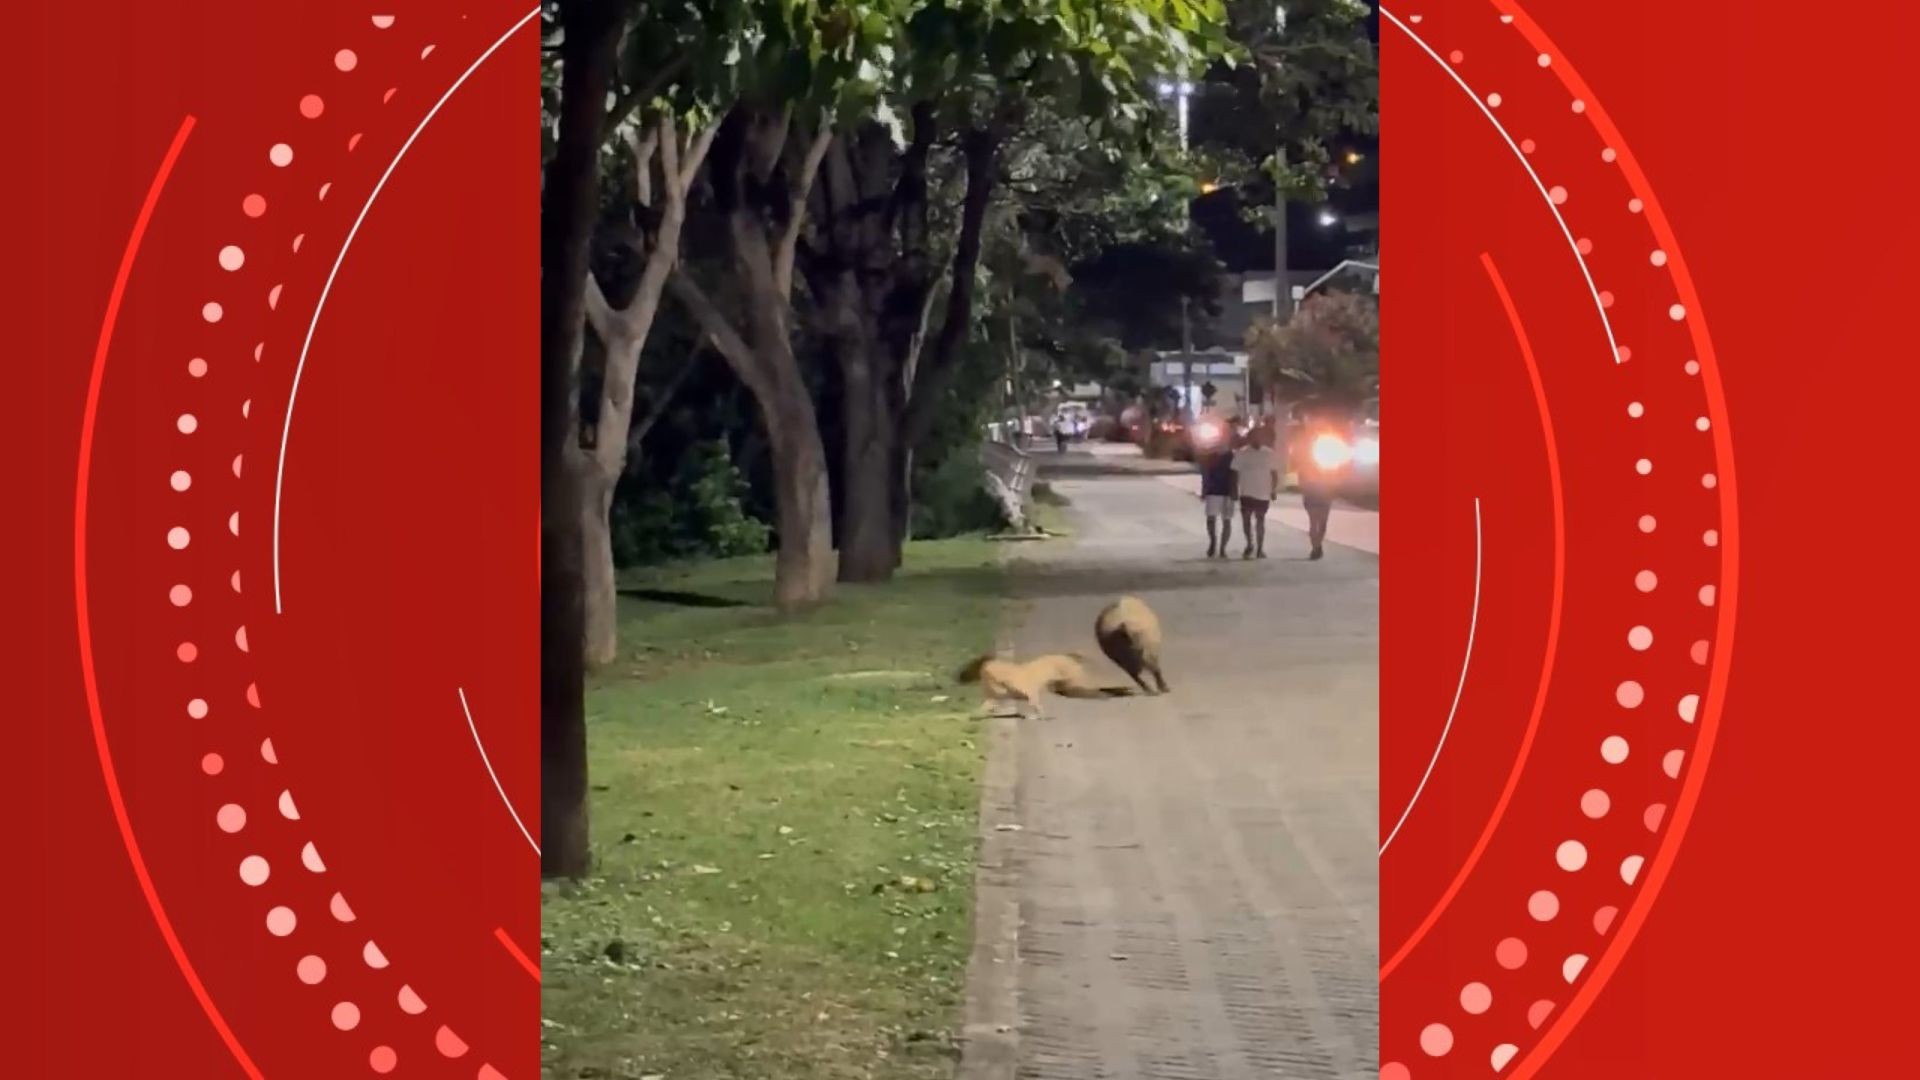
[
  {"x1": 836, "y1": 334, "x2": 898, "y2": 583},
  {"x1": 765, "y1": 400, "x2": 836, "y2": 610},
  {"x1": 893, "y1": 128, "x2": 999, "y2": 566},
  {"x1": 539, "y1": 0, "x2": 621, "y2": 881},
  {"x1": 887, "y1": 439, "x2": 912, "y2": 564},
  {"x1": 580, "y1": 462, "x2": 619, "y2": 666},
  {"x1": 665, "y1": 106, "x2": 838, "y2": 610}
]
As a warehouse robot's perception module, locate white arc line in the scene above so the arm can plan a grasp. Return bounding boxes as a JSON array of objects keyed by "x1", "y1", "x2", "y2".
[
  {"x1": 1380, "y1": 7, "x2": 1622, "y2": 365},
  {"x1": 460, "y1": 687, "x2": 539, "y2": 856},
  {"x1": 273, "y1": 7, "x2": 541, "y2": 614},
  {"x1": 1380, "y1": 497, "x2": 1481, "y2": 857}
]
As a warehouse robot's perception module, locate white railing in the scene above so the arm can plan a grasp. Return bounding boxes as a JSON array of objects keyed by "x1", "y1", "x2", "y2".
[
  {"x1": 980, "y1": 439, "x2": 1036, "y2": 498},
  {"x1": 979, "y1": 438, "x2": 1036, "y2": 531}
]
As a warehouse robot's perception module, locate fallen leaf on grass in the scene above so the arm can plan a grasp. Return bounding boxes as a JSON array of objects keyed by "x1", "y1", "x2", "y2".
[{"x1": 690, "y1": 865, "x2": 722, "y2": 876}]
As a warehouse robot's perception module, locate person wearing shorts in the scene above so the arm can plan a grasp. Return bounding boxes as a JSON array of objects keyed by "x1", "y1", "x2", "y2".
[
  {"x1": 1230, "y1": 430, "x2": 1282, "y2": 558},
  {"x1": 1198, "y1": 442, "x2": 1237, "y2": 559}
]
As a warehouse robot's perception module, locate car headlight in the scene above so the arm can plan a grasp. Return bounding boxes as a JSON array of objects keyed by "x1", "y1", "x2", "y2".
[
  {"x1": 1354, "y1": 436, "x2": 1379, "y2": 466},
  {"x1": 1311, "y1": 433, "x2": 1353, "y2": 470}
]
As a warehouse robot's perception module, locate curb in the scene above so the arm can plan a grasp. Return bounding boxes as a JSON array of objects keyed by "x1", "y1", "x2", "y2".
[{"x1": 955, "y1": 644, "x2": 1025, "y2": 1078}]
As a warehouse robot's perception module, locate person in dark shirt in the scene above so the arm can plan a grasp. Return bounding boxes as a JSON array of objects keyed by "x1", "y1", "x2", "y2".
[{"x1": 1199, "y1": 442, "x2": 1237, "y2": 559}]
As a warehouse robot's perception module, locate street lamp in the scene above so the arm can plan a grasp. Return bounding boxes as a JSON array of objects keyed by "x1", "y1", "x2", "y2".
[
  {"x1": 1317, "y1": 210, "x2": 1339, "y2": 227},
  {"x1": 1158, "y1": 78, "x2": 1197, "y2": 420},
  {"x1": 1270, "y1": 4, "x2": 1291, "y2": 327},
  {"x1": 1156, "y1": 79, "x2": 1194, "y2": 145}
]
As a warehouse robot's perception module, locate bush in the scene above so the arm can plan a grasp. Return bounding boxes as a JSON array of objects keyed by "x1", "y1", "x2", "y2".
[
  {"x1": 678, "y1": 440, "x2": 772, "y2": 557},
  {"x1": 911, "y1": 447, "x2": 1009, "y2": 539},
  {"x1": 610, "y1": 440, "x2": 771, "y2": 567}
]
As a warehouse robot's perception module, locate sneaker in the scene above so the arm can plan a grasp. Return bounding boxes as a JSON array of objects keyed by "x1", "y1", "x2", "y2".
[
  {"x1": 1310, "y1": 546, "x2": 1325, "y2": 561},
  {"x1": 1242, "y1": 547, "x2": 1254, "y2": 560}
]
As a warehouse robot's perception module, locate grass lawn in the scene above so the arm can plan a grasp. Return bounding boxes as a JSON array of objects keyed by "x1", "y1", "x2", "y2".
[{"x1": 541, "y1": 538, "x2": 1006, "y2": 1080}]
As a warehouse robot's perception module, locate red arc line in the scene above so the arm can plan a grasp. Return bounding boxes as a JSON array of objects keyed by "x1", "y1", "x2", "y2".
[
  {"x1": 495, "y1": 927, "x2": 541, "y2": 982},
  {"x1": 74, "y1": 116, "x2": 264, "y2": 1080},
  {"x1": 1380, "y1": 251, "x2": 1566, "y2": 981}
]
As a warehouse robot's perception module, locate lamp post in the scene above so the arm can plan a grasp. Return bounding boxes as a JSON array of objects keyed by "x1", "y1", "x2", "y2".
[
  {"x1": 1152, "y1": 75, "x2": 1198, "y2": 418},
  {"x1": 1158, "y1": 78, "x2": 1197, "y2": 421},
  {"x1": 1272, "y1": 4, "x2": 1290, "y2": 324}
]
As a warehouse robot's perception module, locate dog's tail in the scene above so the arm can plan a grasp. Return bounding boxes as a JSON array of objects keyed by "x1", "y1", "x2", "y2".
[
  {"x1": 956, "y1": 655, "x2": 994, "y2": 684},
  {"x1": 1055, "y1": 684, "x2": 1138, "y2": 699}
]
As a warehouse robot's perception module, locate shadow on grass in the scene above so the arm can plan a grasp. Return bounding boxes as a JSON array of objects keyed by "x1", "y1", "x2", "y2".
[{"x1": 616, "y1": 587, "x2": 753, "y2": 608}]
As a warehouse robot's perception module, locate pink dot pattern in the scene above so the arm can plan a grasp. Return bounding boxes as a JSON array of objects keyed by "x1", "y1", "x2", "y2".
[
  {"x1": 1381, "y1": 8, "x2": 1729, "y2": 1078},
  {"x1": 171, "y1": 13, "x2": 510, "y2": 1075}
]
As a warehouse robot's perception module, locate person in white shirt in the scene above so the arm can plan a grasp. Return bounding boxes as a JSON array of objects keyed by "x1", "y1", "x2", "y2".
[{"x1": 1229, "y1": 430, "x2": 1283, "y2": 559}]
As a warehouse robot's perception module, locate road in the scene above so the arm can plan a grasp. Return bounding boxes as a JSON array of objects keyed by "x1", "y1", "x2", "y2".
[{"x1": 985, "y1": 444, "x2": 1379, "y2": 1080}]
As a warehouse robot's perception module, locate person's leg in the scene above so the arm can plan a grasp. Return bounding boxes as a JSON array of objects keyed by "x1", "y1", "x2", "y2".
[
  {"x1": 1218, "y1": 505, "x2": 1232, "y2": 556},
  {"x1": 1306, "y1": 494, "x2": 1330, "y2": 558},
  {"x1": 1205, "y1": 510, "x2": 1218, "y2": 557},
  {"x1": 1240, "y1": 501, "x2": 1255, "y2": 557},
  {"x1": 1255, "y1": 503, "x2": 1269, "y2": 556}
]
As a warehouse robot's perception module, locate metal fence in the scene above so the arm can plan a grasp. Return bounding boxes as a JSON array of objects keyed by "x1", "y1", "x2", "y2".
[{"x1": 980, "y1": 439, "x2": 1036, "y2": 500}]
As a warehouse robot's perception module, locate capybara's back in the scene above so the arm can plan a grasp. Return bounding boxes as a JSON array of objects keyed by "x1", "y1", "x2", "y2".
[{"x1": 1094, "y1": 596, "x2": 1168, "y2": 694}]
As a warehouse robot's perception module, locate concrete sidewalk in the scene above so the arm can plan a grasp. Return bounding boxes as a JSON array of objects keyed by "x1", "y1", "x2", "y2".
[{"x1": 962, "y1": 454, "x2": 1379, "y2": 1080}]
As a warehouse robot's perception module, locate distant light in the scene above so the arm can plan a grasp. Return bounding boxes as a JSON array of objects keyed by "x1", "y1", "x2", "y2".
[
  {"x1": 1178, "y1": 80, "x2": 1194, "y2": 94},
  {"x1": 1345, "y1": 151, "x2": 1363, "y2": 165},
  {"x1": 1318, "y1": 210, "x2": 1338, "y2": 227},
  {"x1": 1200, "y1": 180, "x2": 1220, "y2": 194},
  {"x1": 1157, "y1": 80, "x2": 1175, "y2": 96}
]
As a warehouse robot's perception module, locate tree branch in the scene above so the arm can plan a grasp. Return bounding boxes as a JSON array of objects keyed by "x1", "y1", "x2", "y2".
[
  {"x1": 583, "y1": 272, "x2": 616, "y2": 342},
  {"x1": 627, "y1": 125, "x2": 659, "y2": 209},
  {"x1": 903, "y1": 128, "x2": 999, "y2": 448},
  {"x1": 775, "y1": 120, "x2": 835, "y2": 301},
  {"x1": 653, "y1": 112, "x2": 679, "y2": 208},
  {"x1": 667, "y1": 270, "x2": 766, "y2": 398},
  {"x1": 603, "y1": 54, "x2": 689, "y2": 141},
  {"x1": 628, "y1": 341, "x2": 705, "y2": 458},
  {"x1": 678, "y1": 115, "x2": 724, "y2": 198}
]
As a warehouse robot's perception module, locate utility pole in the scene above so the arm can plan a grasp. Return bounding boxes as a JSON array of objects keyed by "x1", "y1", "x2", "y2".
[
  {"x1": 1160, "y1": 77, "x2": 1196, "y2": 423},
  {"x1": 1268, "y1": 5, "x2": 1293, "y2": 425},
  {"x1": 1180, "y1": 296, "x2": 1194, "y2": 419},
  {"x1": 1272, "y1": 146, "x2": 1291, "y2": 323}
]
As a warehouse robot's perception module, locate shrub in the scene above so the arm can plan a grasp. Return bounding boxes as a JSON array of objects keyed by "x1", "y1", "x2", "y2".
[
  {"x1": 677, "y1": 440, "x2": 772, "y2": 557},
  {"x1": 610, "y1": 440, "x2": 771, "y2": 567},
  {"x1": 911, "y1": 447, "x2": 1009, "y2": 539}
]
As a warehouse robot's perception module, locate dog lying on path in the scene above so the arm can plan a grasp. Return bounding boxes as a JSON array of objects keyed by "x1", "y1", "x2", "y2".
[{"x1": 956, "y1": 652, "x2": 1134, "y2": 719}]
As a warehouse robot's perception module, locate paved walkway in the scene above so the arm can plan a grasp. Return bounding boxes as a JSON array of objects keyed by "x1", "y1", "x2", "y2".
[{"x1": 990, "y1": 449, "x2": 1379, "y2": 1080}]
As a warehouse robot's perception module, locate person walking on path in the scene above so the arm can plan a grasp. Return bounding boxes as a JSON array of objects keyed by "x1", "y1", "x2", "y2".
[
  {"x1": 1052, "y1": 412, "x2": 1070, "y2": 454},
  {"x1": 1231, "y1": 429, "x2": 1283, "y2": 559},
  {"x1": 1199, "y1": 440, "x2": 1238, "y2": 559},
  {"x1": 1292, "y1": 410, "x2": 1353, "y2": 561}
]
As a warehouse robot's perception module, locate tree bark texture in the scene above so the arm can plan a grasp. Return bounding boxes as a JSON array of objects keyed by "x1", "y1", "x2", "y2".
[
  {"x1": 667, "y1": 106, "x2": 839, "y2": 610},
  {"x1": 539, "y1": 0, "x2": 621, "y2": 881}
]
